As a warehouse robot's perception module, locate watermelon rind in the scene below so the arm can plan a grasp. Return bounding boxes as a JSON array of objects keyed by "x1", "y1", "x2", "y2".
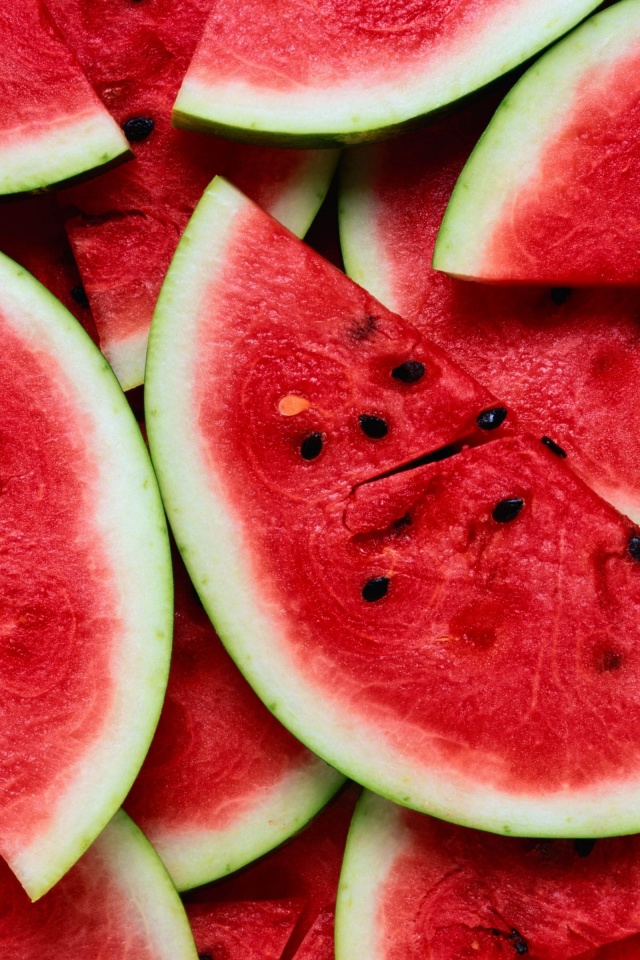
[
  {"x1": 173, "y1": 0, "x2": 601, "y2": 147},
  {"x1": 433, "y1": 0, "x2": 640, "y2": 280},
  {"x1": 1, "y1": 256, "x2": 172, "y2": 899}
]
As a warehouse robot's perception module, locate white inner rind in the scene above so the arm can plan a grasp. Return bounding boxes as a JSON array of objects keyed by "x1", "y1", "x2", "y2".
[
  {"x1": 147, "y1": 177, "x2": 640, "y2": 840},
  {"x1": 0, "y1": 109, "x2": 129, "y2": 195},
  {"x1": 174, "y1": 0, "x2": 600, "y2": 143},
  {"x1": 433, "y1": 0, "x2": 640, "y2": 279},
  {"x1": 1, "y1": 256, "x2": 172, "y2": 900}
]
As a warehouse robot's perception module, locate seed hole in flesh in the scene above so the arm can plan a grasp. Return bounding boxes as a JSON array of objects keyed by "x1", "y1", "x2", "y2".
[
  {"x1": 300, "y1": 433, "x2": 323, "y2": 460},
  {"x1": 476, "y1": 407, "x2": 508, "y2": 431},
  {"x1": 391, "y1": 360, "x2": 425, "y2": 383},
  {"x1": 393, "y1": 513, "x2": 411, "y2": 529},
  {"x1": 70, "y1": 285, "x2": 89, "y2": 308},
  {"x1": 574, "y1": 839, "x2": 597, "y2": 857},
  {"x1": 359, "y1": 414, "x2": 388, "y2": 439},
  {"x1": 278, "y1": 394, "x2": 310, "y2": 416},
  {"x1": 362, "y1": 577, "x2": 389, "y2": 602},
  {"x1": 492, "y1": 498, "x2": 524, "y2": 524},
  {"x1": 541, "y1": 436, "x2": 567, "y2": 458},
  {"x1": 551, "y1": 287, "x2": 572, "y2": 306},
  {"x1": 629, "y1": 535, "x2": 640, "y2": 562},
  {"x1": 600, "y1": 650, "x2": 623, "y2": 672},
  {"x1": 122, "y1": 116, "x2": 155, "y2": 141}
]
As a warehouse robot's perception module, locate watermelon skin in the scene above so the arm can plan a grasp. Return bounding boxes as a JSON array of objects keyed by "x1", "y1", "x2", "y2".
[
  {"x1": 123, "y1": 546, "x2": 344, "y2": 892},
  {"x1": 173, "y1": 0, "x2": 601, "y2": 146},
  {"x1": 187, "y1": 900, "x2": 303, "y2": 960},
  {"x1": 434, "y1": 0, "x2": 640, "y2": 284},
  {"x1": 46, "y1": 0, "x2": 338, "y2": 391},
  {"x1": 0, "y1": 3, "x2": 129, "y2": 195},
  {"x1": 0, "y1": 256, "x2": 172, "y2": 899},
  {"x1": 340, "y1": 95, "x2": 640, "y2": 524},
  {"x1": 0, "y1": 810, "x2": 197, "y2": 959},
  {"x1": 336, "y1": 792, "x2": 640, "y2": 960}
]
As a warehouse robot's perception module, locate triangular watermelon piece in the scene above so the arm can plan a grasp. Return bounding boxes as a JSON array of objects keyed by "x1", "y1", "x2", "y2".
[
  {"x1": 173, "y1": 0, "x2": 601, "y2": 146},
  {"x1": 433, "y1": 0, "x2": 640, "y2": 284},
  {"x1": 45, "y1": 0, "x2": 338, "y2": 390},
  {"x1": 187, "y1": 900, "x2": 303, "y2": 960},
  {"x1": 0, "y1": 3, "x2": 129, "y2": 195}
]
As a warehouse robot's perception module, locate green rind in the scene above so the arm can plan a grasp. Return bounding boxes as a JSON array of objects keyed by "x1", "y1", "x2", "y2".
[
  {"x1": 173, "y1": 0, "x2": 601, "y2": 147},
  {"x1": 1, "y1": 255, "x2": 173, "y2": 900},
  {"x1": 433, "y1": 0, "x2": 640, "y2": 279}
]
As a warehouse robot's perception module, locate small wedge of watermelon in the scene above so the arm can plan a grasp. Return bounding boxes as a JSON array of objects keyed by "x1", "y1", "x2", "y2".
[
  {"x1": 0, "y1": 255, "x2": 172, "y2": 898},
  {"x1": 46, "y1": 0, "x2": 338, "y2": 390},
  {"x1": 339, "y1": 95, "x2": 640, "y2": 523},
  {"x1": 187, "y1": 900, "x2": 303, "y2": 960},
  {"x1": 433, "y1": 0, "x2": 640, "y2": 284},
  {"x1": 0, "y1": 810, "x2": 198, "y2": 959},
  {"x1": 0, "y1": 3, "x2": 129, "y2": 195},
  {"x1": 173, "y1": 0, "x2": 601, "y2": 147},
  {"x1": 337, "y1": 792, "x2": 640, "y2": 959},
  {"x1": 123, "y1": 546, "x2": 344, "y2": 892}
]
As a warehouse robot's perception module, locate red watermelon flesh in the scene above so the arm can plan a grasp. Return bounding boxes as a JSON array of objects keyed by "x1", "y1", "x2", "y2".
[
  {"x1": 123, "y1": 546, "x2": 343, "y2": 892},
  {"x1": 578, "y1": 936, "x2": 640, "y2": 959},
  {"x1": 340, "y1": 95, "x2": 640, "y2": 522},
  {"x1": 292, "y1": 907, "x2": 335, "y2": 960},
  {"x1": 187, "y1": 900, "x2": 303, "y2": 960},
  {"x1": 45, "y1": 0, "x2": 337, "y2": 390}
]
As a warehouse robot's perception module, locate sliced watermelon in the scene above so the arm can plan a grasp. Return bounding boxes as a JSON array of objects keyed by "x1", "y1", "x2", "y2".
[
  {"x1": 0, "y1": 810, "x2": 197, "y2": 959},
  {"x1": 187, "y1": 900, "x2": 303, "y2": 960},
  {"x1": 433, "y1": 0, "x2": 640, "y2": 284},
  {"x1": 0, "y1": 3, "x2": 129, "y2": 195},
  {"x1": 173, "y1": 0, "x2": 601, "y2": 146},
  {"x1": 292, "y1": 907, "x2": 335, "y2": 960},
  {"x1": 124, "y1": 546, "x2": 344, "y2": 892},
  {"x1": 339, "y1": 95, "x2": 640, "y2": 523},
  {"x1": 0, "y1": 256, "x2": 171, "y2": 898},
  {"x1": 45, "y1": 0, "x2": 338, "y2": 390},
  {"x1": 337, "y1": 792, "x2": 640, "y2": 960}
]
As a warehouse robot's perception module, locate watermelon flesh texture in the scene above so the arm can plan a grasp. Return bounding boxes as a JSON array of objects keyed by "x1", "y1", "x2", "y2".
[
  {"x1": 123, "y1": 545, "x2": 344, "y2": 892},
  {"x1": 433, "y1": 0, "x2": 640, "y2": 284},
  {"x1": 187, "y1": 900, "x2": 303, "y2": 960},
  {"x1": 336, "y1": 792, "x2": 640, "y2": 960},
  {"x1": 340, "y1": 94, "x2": 640, "y2": 524},
  {"x1": 0, "y1": 811, "x2": 197, "y2": 959},
  {"x1": 0, "y1": 3, "x2": 129, "y2": 196},
  {"x1": 292, "y1": 907, "x2": 335, "y2": 960},
  {"x1": 45, "y1": 0, "x2": 338, "y2": 391},
  {"x1": 173, "y1": 0, "x2": 601, "y2": 145}
]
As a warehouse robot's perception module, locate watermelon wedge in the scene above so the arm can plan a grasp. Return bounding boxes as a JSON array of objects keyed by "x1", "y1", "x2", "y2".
[
  {"x1": 336, "y1": 792, "x2": 640, "y2": 960},
  {"x1": 0, "y1": 4, "x2": 129, "y2": 195},
  {"x1": 0, "y1": 255, "x2": 171, "y2": 898},
  {"x1": 46, "y1": 0, "x2": 338, "y2": 390},
  {"x1": 339, "y1": 95, "x2": 640, "y2": 523},
  {"x1": 0, "y1": 810, "x2": 197, "y2": 959},
  {"x1": 123, "y1": 547, "x2": 344, "y2": 892},
  {"x1": 187, "y1": 900, "x2": 303, "y2": 960},
  {"x1": 433, "y1": 0, "x2": 640, "y2": 284},
  {"x1": 173, "y1": 0, "x2": 601, "y2": 146}
]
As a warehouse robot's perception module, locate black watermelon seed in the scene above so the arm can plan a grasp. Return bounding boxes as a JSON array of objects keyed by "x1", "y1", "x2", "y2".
[
  {"x1": 551, "y1": 287, "x2": 572, "y2": 306},
  {"x1": 511, "y1": 930, "x2": 529, "y2": 955},
  {"x1": 477, "y1": 407, "x2": 508, "y2": 431},
  {"x1": 70, "y1": 285, "x2": 89, "y2": 308},
  {"x1": 198, "y1": 955, "x2": 214, "y2": 960},
  {"x1": 574, "y1": 839, "x2": 597, "y2": 858},
  {"x1": 362, "y1": 577, "x2": 389, "y2": 602},
  {"x1": 492, "y1": 498, "x2": 524, "y2": 524},
  {"x1": 359, "y1": 414, "x2": 388, "y2": 439},
  {"x1": 122, "y1": 116, "x2": 155, "y2": 142},
  {"x1": 391, "y1": 360, "x2": 425, "y2": 383},
  {"x1": 541, "y1": 436, "x2": 567, "y2": 458},
  {"x1": 629, "y1": 535, "x2": 640, "y2": 561},
  {"x1": 300, "y1": 433, "x2": 323, "y2": 460},
  {"x1": 393, "y1": 513, "x2": 412, "y2": 529}
]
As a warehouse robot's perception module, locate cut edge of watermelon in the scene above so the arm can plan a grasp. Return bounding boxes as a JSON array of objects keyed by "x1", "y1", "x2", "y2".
[
  {"x1": 1, "y1": 257, "x2": 173, "y2": 900},
  {"x1": 0, "y1": 109, "x2": 130, "y2": 197},
  {"x1": 146, "y1": 177, "x2": 640, "y2": 841},
  {"x1": 149, "y1": 760, "x2": 345, "y2": 892},
  {"x1": 432, "y1": 0, "x2": 640, "y2": 281},
  {"x1": 172, "y1": 0, "x2": 601, "y2": 147}
]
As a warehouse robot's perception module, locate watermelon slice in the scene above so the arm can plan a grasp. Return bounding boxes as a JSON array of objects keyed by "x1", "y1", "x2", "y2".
[
  {"x1": 173, "y1": 0, "x2": 601, "y2": 146},
  {"x1": 187, "y1": 900, "x2": 303, "y2": 960},
  {"x1": 0, "y1": 255, "x2": 172, "y2": 898},
  {"x1": 433, "y1": 0, "x2": 640, "y2": 284},
  {"x1": 336, "y1": 791, "x2": 640, "y2": 960},
  {"x1": 0, "y1": 3, "x2": 129, "y2": 195},
  {"x1": 45, "y1": 0, "x2": 338, "y2": 390},
  {"x1": 339, "y1": 95, "x2": 640, "y2": 523},
  {"x1": 0, "y1": 810, "x2": 197, "y2": 959},
  {"x1": 123, "y1": 546, "x2": 344, "y2": 892}
]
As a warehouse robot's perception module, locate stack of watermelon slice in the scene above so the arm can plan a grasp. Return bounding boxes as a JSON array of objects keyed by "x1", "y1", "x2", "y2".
[{"x1": 4, "y1": 0, "x2": 640, "y2": 957}]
